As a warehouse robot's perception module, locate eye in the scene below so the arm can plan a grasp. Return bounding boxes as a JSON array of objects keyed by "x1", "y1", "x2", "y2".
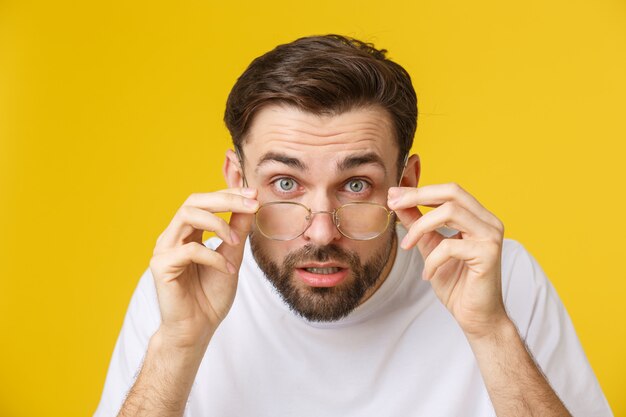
[
  {"x1": 272, "y1": 177, "x2": 297, "y2": 192},
  {"x1": 344, "y1": 179, "x2": 370, "y2": 193}
]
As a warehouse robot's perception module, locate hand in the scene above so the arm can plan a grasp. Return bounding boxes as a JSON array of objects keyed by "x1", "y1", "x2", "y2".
[
  {"x1": 149, "y1": 187, "x2": 258, "y2": 349},
  {"x1": 388, "y1": 183, "x2": 508, "y2": 339}
]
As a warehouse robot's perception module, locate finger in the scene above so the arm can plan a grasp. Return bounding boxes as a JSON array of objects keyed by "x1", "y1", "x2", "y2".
[
  {"x1": 156, "y1": 206, "x2": 237, "y2": 252},
  {"x1": 151, "y1": 242, "x2": 234, "y2": 283},
  {"x1": 184, "y1": 189, "x2": 259, "y2": 214},
  {"x1": 161, "y1": 206, "x2": 242, "y2": 250},
  {"x1": 156, "y1": 190, "x2": 260, "y2": 251},
  {"x1": 394, "y1": 205, "x2": 452, "y2": 259},
  {"x1": 215, "y1": 211, "x2": 255, "y2": 271},
  {"x1": 388, "y1": 183, "x2": 503, "y2": 233},
  {"x1": 400, "y1": 202, "x2": 498, "y2": 250},
  {"x1": 222, "y1": 187, "x2": 256, "y2": 194},
  {"x1": 215, "y1": 187, "x2": 258, "y2": 198},
  {"x1": 393, "y1": 205, "x2": 422, "y2": 231},
  {"x1": 422, "y1": 239, "x2": 480, "y2": 281}
]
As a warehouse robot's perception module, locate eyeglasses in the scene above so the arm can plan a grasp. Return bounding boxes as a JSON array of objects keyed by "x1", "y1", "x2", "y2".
[
  {"x1": 234, "y1": 147, "x2": 409, "y2": 241},
  {"x1": 255, "y1": 201, "x2": 395, "y2": 241}
]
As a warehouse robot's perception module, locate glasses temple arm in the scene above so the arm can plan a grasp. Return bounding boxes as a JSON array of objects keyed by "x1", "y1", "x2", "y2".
[
  {"x1": 397, "y1": 153, "x2": 409, "y2": 187},
  {"x1": 234, "y1": 146, "x2": 249, "y2": 188}
]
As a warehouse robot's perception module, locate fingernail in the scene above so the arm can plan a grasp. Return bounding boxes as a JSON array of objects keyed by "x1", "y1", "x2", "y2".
[
  {"x1": 242, "y1": 187, "x2": 256, "y2": 197},
  {"x1": 244, "y1": 198, "x2": 258, "y2": 209},
  {"x1": 400, "y1": 235, "x2": 409, "y2": 249},
  {"x1": 227, "y1": 262, "x2": 237, "y2": 274},
  {"x1": 230, "y1": 230, "x2": 240, "y2": 245}
]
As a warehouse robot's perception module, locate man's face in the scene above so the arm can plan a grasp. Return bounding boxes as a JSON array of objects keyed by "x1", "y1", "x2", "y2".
[{"x1": 239, "y1": 104, "x2": 401, "y2": 322}]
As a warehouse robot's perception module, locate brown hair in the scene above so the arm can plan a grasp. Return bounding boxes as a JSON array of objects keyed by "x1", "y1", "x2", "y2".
[{"x1": 224, "y1": 34, "x2": 418, "y2": 178}]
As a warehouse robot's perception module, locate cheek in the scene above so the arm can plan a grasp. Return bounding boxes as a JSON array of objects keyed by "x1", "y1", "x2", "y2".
[
  {"x1": 330, "y1": 241, "x2": 373, "y2": 265},
  {"x1": 351, "y1": 242, "x2": 378, "y2": 261},
  {"x1": 256, "y1": 239, "x2": 294, "y2": 262},
  {"x1": 356, "y1": 232, "x2": 395, "y2": 260}
]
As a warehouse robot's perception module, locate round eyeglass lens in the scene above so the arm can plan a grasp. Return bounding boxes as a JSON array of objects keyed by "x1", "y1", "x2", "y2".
[
  {"x1": 337, "y1": 203, "x2": 391, "y2": 240},
  {"x1": 255, "y1": 202, "x2": 311, "y2": 241}
]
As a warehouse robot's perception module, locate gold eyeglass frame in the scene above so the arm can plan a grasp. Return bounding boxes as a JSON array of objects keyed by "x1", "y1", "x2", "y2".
[
  {"x1": 234, "y1": 146, "x2": 409, "y2": 241},
  {"x1": 255, "y1": 200, "x2": 394, "y2": 241}
]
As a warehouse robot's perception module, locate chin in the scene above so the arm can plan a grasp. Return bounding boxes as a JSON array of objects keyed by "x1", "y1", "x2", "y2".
[{"x1": 249, "y1": 229, "x2": 396, "y2": 322}]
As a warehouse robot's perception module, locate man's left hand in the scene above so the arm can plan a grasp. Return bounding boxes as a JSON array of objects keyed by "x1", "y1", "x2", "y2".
[{"x1": 388, "y1": 183, "x2": 509, "y2": 339}]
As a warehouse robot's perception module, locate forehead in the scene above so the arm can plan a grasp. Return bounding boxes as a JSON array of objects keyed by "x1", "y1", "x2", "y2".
[{"x1": 241, "y1": 104, "x2": 398, "y2": 167}]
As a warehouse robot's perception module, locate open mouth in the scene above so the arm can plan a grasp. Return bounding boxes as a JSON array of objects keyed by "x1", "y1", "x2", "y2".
[
  {"x1": 296, "y1": 264, "x2": 349, "y2": 287},
  {"x1": 302, "y1": 267, "x2": 341, "y2": 274}
]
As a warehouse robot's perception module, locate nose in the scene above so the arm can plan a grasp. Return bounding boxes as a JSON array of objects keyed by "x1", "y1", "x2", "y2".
[{"x1": 302, "y1": 209, "x2": 342, "y2": 245}]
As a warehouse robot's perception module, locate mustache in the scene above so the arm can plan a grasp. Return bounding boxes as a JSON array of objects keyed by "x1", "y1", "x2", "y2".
[{"x1": 283, "y1": 244, "x2": 358, "y2": 267}]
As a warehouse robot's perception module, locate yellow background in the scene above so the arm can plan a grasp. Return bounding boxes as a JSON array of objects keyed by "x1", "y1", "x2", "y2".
[{"x1": 1, "y1": 0, "x2": 624, "y2": 415}]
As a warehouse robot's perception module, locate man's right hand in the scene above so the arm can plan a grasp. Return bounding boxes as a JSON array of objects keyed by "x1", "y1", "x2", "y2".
[{"x1": 148, "y1": 187, "x2": 258, "y2": 350}]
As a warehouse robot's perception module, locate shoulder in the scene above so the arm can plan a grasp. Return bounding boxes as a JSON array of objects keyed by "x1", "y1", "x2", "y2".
[
  {"x1": 500, "y1": 238, "x2": 549, "y2": 295},
  {"x1": 499, "y1": 238, "x2": 558, "y2": 337}
]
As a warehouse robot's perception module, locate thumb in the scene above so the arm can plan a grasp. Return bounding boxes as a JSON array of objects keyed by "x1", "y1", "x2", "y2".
[{"x1": 215, "y1": 212, "x2": 255, "y2": 270}]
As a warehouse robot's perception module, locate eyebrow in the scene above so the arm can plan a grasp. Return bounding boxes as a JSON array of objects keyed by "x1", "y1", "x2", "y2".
[
  {"x1": 254, "y1": 151, "x2": 386, "y2": 175},
  {"x1": 255, "y1": 152, "x2": 307, "y2": 173},
  {"x1": 336, "y1": 152, "x2": 387, "y2": 174}
]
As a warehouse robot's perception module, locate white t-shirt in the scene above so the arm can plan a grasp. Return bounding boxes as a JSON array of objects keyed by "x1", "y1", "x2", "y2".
[{"x1": 94, "y1": 225, "x2": 613, "y2": 416}]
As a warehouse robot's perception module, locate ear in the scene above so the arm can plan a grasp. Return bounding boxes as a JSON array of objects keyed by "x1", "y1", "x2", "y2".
[
  {"x1": 400, "y1": 154, "x2": 421, "y2": 188},
  {"x1": 223, "y1": 149, "x2": 244, "y2": 188}
]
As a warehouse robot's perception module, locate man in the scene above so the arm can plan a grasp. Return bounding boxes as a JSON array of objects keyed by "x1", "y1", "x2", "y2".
[{"x1": 94, "y1": 34, "x2": 612, "y2": 416}]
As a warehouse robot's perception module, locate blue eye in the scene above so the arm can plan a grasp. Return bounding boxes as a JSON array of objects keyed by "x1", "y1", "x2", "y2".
[
  {"x1": 345, "y1": 179, "x2": 369, "y2": 193},
  {"x1": 275, "y1": 178, "x2": 296, "y2": 192}
]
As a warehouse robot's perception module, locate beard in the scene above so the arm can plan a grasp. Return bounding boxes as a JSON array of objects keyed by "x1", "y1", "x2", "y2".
[{"x1": 249, "y1": 229, "x2": 396, "y2": 322}]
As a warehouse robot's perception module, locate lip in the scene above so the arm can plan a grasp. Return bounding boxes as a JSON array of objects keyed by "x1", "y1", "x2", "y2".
[
  {"x1": 298, "y1": 262, "x2": 348, "y2": 269},
  {"x1": 296, "y1": 266, "x2": 349, "y2": 287}
]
